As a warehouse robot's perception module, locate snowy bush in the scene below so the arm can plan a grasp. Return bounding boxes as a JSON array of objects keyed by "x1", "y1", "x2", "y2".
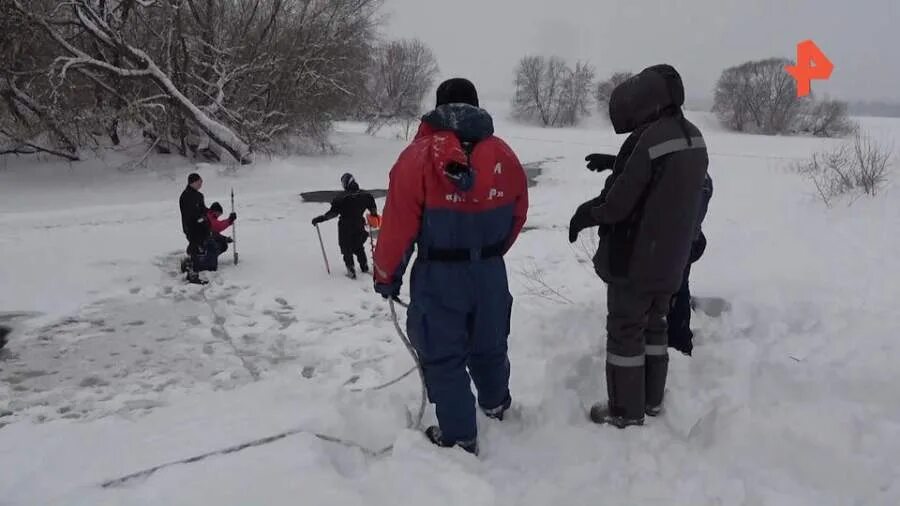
[
  {"x1": 362, "y1": 39, "x2": 439, "y2": 136},
  {"x1": 713, "y1": 58, "x2": 805, "y2": 135},
  {"x1": 713, "y1": 58, "x2": 856, "y2": 139},
  {"x1": 797, "y1": 132, "x2": 893, "y2": 206},
  {"x1": 512, "y1": 56, "x2": 595, "y2": 127},
  {"x1": 796, "y1": 99, "x2": 858, "y2": 138},
  {"x1": 594, "y1": 72, "x2": 633, "y2": 114},
  {"x1": 1, "y1": 0, "x2": 382, "y2": 163}
]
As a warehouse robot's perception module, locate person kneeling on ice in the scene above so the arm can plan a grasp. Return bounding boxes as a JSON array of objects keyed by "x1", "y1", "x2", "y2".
[
  {"x1": 206, "y1": 202, "x2": 237, "y2": 259},
  {"x1": 373, "y1": 78, "x2": 529, "y2": 455},
  {"x1": 584, "y1": 152, "x2": 714, "y2": 356},
  {"x1": 311, "y1": 173, "x2": 379, "y2": 279},
  {"x1": 568, "y1": 65, "x2": 709, "y2": 428}
]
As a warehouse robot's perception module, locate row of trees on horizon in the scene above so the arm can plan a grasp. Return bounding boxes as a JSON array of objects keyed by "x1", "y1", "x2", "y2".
[
  {"x1": 510, "y1": 56, "x2": 858, "y2": 139},
  {"x1": 0, "y1": 0, "x2": 885, "y2": 166}
]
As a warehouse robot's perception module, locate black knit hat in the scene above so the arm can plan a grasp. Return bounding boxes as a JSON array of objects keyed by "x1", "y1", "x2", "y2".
[
  {"x1": 187, "y1": 173, "x2": 202, "y2": 184},
  {"x1": 436, "y1": 78, "x2": 479, "y2": 107},
  {"x1": 209, "y1": 202, "x2": 223, "y2": 214},
  {"x1": 341, "y1": 172, "x2": 356, "y2": 191}
]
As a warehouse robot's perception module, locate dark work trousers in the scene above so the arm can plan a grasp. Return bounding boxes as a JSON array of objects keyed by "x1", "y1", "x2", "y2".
[
  {"x1": 667, "y1": 262, "x2": 693, "y2": 355},
  {"x1": 605, "y1": 282, "x2": 670, "y2": 419},
  {"x1": 342, "y1": 242, "x2": 368, "y2": 273}
]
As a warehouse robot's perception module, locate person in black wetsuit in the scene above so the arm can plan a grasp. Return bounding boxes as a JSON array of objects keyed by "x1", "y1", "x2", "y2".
[{"x1": 312, "y1": 173, "x2": 379, "y2": 278}]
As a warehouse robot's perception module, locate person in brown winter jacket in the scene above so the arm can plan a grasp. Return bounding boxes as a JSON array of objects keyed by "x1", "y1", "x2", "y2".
[{"x1": 569, "y1": 64, "x2": 709, "y2": 428}]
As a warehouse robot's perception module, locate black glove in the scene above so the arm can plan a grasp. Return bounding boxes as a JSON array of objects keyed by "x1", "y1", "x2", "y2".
[
  {"x1": 585, "y1": 153, "x2": 616, "y2": 173},
  {"x1": 568, "y1": 198, "x2": 602, "y2": 243},
  {"x1": 225, "y1": 236, "x2": 234, "y2": 243},
  {"x1": 374, "y1": 278, "x2": 402, "y2": 299},
  {"x1": 689, "y1": 231, "x2": 707, "y2": 263},
  {"x1": 312, "y1": 216, "x2": 324, "y2": 226},
  {"x1": 228, "y1": 212, "x2": 237, "y2": 222}
]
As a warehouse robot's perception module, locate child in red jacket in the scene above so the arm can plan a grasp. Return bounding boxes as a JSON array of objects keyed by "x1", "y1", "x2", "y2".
[{"x1": 207, "y1": 202, "x2": 236, "y2": 257}]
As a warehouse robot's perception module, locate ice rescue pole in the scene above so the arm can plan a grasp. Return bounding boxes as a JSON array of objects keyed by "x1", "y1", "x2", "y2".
[
  {"x1": 315, "y1": 224, "x2": 331, "y2": 275},
  {"x1": 230, "y1": 188, "x2": 239, "y2": 265}
]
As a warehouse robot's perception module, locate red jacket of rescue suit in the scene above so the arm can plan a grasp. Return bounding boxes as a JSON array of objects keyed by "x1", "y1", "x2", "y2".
[
  {"x1": 373, "y1": 104, "x2": 528, "y2": 285},
  {"x1": 207, "y1": 211, "x2": 233, "y2": 235}
]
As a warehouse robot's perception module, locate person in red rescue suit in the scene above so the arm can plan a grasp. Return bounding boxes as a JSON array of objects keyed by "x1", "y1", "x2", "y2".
[
  {"x1": 372, "y1": 78, "x2": 528, "y2": 455},
  {"x1": 207, "y1": 202, "x2": 236, "y2": 258}
]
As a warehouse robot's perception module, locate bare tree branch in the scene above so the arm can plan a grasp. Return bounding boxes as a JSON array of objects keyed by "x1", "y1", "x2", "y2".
[
  {"x1": 3, "y1": 0, "x2": 384, "y2": 163},
  {"x1": 512, "y1": 56, "x2": 593, "y2": 127},
  {"x1": 796, "y1": 131, "x2": 894, "y2": 203}
]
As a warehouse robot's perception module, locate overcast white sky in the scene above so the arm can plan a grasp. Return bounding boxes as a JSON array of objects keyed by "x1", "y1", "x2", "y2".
[{"x1": 383, "y1": 0, "x2": 900, "y2": 103}]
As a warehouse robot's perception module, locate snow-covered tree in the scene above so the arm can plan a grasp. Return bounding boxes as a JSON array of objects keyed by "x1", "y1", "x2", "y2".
[
  {"x1": 512, "y1": 56, "x2": 594, "y2": 127},
  {"x1": 713, "y1": 58, "x2": 804, "y2": 135},
  {"x1": 363, "y1": 39, "x2": 439, "y2": 135},
  {"x1": 796, "y1": 99, "x2": 858, "y2": 138},
  {"x1": 714, "y1": 58, "x2": 856, "y2": 138},
  {"x1": 559, "y1": 62, "x2": 596, "y2": 126},
  {"x1": 2, "y1": 0, "x2": 382, "y2": 163}
]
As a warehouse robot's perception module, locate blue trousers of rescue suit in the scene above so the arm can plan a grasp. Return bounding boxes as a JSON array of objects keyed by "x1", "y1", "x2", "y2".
[{"x1": 406, "y1": 257, "x2": 514, "y2": 443}]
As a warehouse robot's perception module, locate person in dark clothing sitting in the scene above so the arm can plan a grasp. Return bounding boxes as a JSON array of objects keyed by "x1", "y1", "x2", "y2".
[{"x1": 311, "y1": 173, "x2": 379, "y2": 279}]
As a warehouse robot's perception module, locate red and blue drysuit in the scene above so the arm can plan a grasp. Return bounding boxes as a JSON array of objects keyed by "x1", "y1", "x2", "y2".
[{"x1": 373, "y1": 104, "x2": 528, "y2": 444}]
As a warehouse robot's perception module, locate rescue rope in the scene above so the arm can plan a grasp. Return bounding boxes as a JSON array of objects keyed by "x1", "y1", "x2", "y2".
[
  {"x1": 100, "y1": 297, "x2": 427, "y2": 489},
  {"x1": 388, "y1": 297, "x2": 426, "y2": 430},
  {"x1": 349, "y1": 366, "x2": 416, "y2": 392},
  {"x1": 101, "y1": 428, "x2": 394, "y2": 488}
]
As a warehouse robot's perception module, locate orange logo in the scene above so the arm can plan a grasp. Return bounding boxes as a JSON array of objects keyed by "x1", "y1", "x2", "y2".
[{"x1": 785, "y1": 40, "x2": 834, "y2": 97}]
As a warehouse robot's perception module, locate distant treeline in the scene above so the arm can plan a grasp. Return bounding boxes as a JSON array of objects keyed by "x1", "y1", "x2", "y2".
[
  {"x1": 686, "y1": 98, "x2": 900, "y2": 119},
  {"x1": 847, "y1": 101, "x2": 900, "y2": 118}
]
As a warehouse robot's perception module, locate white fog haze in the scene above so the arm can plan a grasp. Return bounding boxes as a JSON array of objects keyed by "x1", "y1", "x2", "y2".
[{"x1": 384, "y1": 0, "x2": 900, "y2": 102}]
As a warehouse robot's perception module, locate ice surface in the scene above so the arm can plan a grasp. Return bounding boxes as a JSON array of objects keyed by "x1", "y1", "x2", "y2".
[{"x1": 1, "y1": 108, "x2": 899, "y2": 505}]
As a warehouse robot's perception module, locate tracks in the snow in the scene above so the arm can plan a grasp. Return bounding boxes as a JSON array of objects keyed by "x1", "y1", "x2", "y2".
[{"x1": 202, "y1": 289, "x2": 261, "y2": 381}]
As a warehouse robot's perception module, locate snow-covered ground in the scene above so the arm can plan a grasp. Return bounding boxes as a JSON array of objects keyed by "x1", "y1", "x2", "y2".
[{"x1": 2, "y1": 108, "x2": 899, "y2": 505}]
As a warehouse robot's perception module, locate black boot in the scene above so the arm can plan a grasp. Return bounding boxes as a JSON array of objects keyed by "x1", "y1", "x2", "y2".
[
  {"x1": 345, "y1": 268, "x2": 357, "y2": 279},
  {"x1": 482, "y1": 394, "x2": 512, "y2": 421},
  {"x1": 425, "y1": 426, "x2": 478, "y2": 455},
  {"x1": 645, "y1": 354, "x2": 668, "y2": 414},
  {"x1": 0, "y1": 325, "x2": 10, "y2": 350},
  {"x1": 597, "y1": 360, "x2": 645, "y2": 428},
  {"x1": 180, "y1": 257, "x2": 192, "y2": 274},
  {"x1": 186, "y1": 272, "x2": 208, "y2": 285},
  {"x1": 589, "y1": 403, "x2": 644, "y2": 428}
]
